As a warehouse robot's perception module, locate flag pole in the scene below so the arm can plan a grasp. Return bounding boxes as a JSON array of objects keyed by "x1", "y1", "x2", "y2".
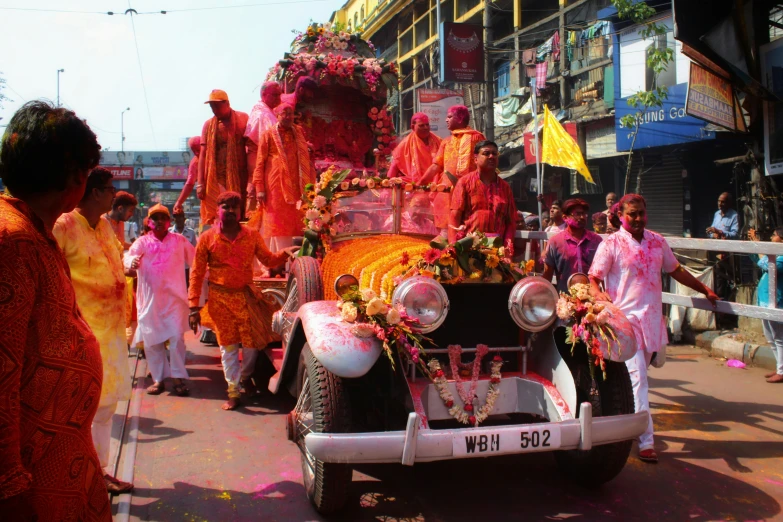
[{"x1": 531, "y1": 79, "x2": 544, "y2": 251}]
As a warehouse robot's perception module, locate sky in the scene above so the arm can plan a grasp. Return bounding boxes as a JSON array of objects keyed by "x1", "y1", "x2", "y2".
[{"x1": 0, "y1": 0, "x2": 338, "y2": 151}]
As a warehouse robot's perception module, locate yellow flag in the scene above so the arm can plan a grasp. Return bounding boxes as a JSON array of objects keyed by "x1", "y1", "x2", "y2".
[{"x1": 541, "y1": 105, "x2": 594, "y2": 184}]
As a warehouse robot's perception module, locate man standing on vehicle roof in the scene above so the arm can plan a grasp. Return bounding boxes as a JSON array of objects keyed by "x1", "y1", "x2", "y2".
[
  {"x1": 245, "y1": 82, "x2": 281, "y2": 196},
  {"x1": 387, "y1": 112, "x2": 442, "y2": 183},
  {"x1": 420, "y1": 105, "x2": 486, "y2": 238},
  {"x1": 588, "y1": 194, "x2": 719, "y2": 464},
  {"x1": 542, "y1": 198, "x2": 602, "y2": 294},
  {"x1": 449, "y1": 140, "x2": 516, "y2": 252},
  {"x1": 189, "y1": 192, "x2": 297, "y2": 411},
  {"x1": 197, "y1": 89, "x2": 250, "y2": 229}
]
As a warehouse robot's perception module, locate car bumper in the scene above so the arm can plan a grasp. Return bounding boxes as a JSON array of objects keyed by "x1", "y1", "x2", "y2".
[{"x1": 305, "y1": 404, "x2": 649, "y2": 465}]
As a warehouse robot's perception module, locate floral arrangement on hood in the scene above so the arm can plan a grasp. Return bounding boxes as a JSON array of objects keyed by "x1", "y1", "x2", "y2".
[
  {"x1": 337, "y1": 286, "x2": 430, "y2": 373},
  {"x1": 397, "y1": 232, "x2": 526, "y2": 286},
  {"x1": 557, "y1": 283, "x2": 621, "y2": 379}
]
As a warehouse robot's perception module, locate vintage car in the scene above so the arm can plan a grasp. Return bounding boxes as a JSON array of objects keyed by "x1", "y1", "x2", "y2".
[{"x1": 258, "y1": 177, "x2": 649, "y2": 515}]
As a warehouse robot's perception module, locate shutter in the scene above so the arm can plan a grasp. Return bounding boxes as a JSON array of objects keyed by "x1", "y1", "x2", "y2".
[{"x1": 633, "y1": 150, "x2": 684, "y2": 236}]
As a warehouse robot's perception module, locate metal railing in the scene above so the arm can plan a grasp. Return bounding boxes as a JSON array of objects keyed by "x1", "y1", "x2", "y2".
[{"x1": 514, "y1": 230, "x2": 783, "y2": 323}]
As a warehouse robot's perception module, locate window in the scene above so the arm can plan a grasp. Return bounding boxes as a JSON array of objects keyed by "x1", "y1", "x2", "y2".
[
  {"x1": 645, "y1": 32, "x2": 676, "y2": 91},
  {"x1": 355, "y1": 13, "x2": 359, "y2": 29},
  {"x1": 495, "y1": 62, "x2": 510, "y2": 97},
  {"x1": 361, "y1": 6, "x2": 365, "y2": 21}
]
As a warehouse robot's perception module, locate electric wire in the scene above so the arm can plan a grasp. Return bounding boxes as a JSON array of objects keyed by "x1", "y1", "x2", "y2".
[{"x1": 126, "y1": 1, "x2": 157, "y2": 149}]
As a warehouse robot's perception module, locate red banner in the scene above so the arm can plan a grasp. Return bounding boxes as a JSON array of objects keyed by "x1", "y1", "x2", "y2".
[
  {"x1": 105, "y1": 166, "x2": 133, "y2": 180},
  {"x1": 524, "y1": 122, "x2": 577, "y2": 165},
  {"x1": 440, "y1": 22, "x2": 484, "y2": 83}
]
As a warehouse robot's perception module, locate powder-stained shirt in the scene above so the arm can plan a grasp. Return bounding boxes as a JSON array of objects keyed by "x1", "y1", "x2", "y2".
[
  {"x1": 53, "y1": 211, "x2": 131, "y2": 415},
  {"x1": 589, "y1": 226, "x2": 679, "y2": 353},
  {"x1": 126, "y1": 232, "x2": 195, "y2": 346},
  {"x1": 189, "y1": 224, "x2": 287, "y2": 307},
  {"x1": 545, "y1": 229, "x2": 602, "y2": 294},
  {"x1": 0, "y1": 195, "x2": 110, "y2": 521},
  {"x1": 450, "y1": 170, "x2": 517, "y2": 244}
]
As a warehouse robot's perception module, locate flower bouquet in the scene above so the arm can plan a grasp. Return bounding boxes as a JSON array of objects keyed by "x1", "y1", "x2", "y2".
[
  {"x1": 556, "y1": 283, "x2": 622, "y2": 379},
  {"x1": 337, "y1": 286, "x2": 429, "y2": 373}
]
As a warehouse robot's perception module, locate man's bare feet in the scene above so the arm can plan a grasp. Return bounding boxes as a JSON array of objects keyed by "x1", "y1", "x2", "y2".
[
  {"x1": 222, "y1": 397, "x2": 241, "y2": 410},
  {"x1": 104, "y1": 473, "x2": 134, "y2": 495}
]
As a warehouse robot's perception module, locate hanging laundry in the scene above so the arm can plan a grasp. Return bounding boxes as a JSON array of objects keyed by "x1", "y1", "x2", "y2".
[
  {"x1": 535, "y1": 61, "x2": 547, "y2": 95},
  {"x1": 552, "y1": 31, "x2": 561, "y2": 62},
  {"x1": 536, "y1": 33, "x2": 555, "y2": 62},
  {"x1": 522, "y1": 48, "x2": 536, "y2": 66}
]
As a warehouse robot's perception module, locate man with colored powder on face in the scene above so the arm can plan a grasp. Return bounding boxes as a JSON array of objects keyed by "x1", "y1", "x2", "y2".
[
  {"x1": 188, "y1": 192, "x2": 297, "y2": 410},
  {"x1": 387, "y1": 112, "x2": 442, "y2": 183},
  {"x1": 198, "y1": 90, "x2": 250, "y2": 229},
  {"x1": 250, "y1": 103, "x2": 316, "y2": 252},
  {"x1": 588, "y1": 194, "x2": 719, "y2": 464},
  {"x1": 280, "y1": 76, "x2": 318, "y2": 113},
  {"x1": 420, "y1": 105, "x2": 486, "y2": 238},
  {"x1": 126, "y1": 204, "x2": 195, "y2": 397},
  {"x1": 105, "y1": 190, "x2": 138, "y2": 249},
  {"x1": 174, "y1": 136, "x2": 202, "y2": 215},
  {"x1": 245, "y1": 82, "x2": 282, "y2": 188},
  {"x1": 542, "y1": 198, "x2": 602, "y2": 294},
  {"x1": 53, "y1": 167, "x2": 134, "y2": 495},
  {"x1": 449, "y1": 141, "x2": 516, "y2": 254}
]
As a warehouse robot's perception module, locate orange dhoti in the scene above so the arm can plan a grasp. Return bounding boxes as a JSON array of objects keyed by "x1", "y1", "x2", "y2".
[{"x1": 204, "y1": 284, "x2": 275, "y2": 349}]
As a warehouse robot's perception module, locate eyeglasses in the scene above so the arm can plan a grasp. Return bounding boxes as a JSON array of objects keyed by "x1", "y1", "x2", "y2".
[{"x1": 98, "y1": 186, "x2": 117, "y2": 194}]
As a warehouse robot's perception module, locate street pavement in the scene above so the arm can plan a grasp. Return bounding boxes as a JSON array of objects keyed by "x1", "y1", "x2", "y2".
[{"x1": 122, "y1": 334, "x2": 783, "y2": 521}]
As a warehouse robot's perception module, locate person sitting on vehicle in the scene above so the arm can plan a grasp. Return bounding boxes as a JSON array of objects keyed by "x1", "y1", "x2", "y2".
[
  {"x1": 420, "y1": 105, "x2": 486, "y2": 237},
  {"x1": 382, "y1": 193, "x2": 438, "y2": 236},
  {"x1": 387, "y1": 113, "x2": 442, "y2": 183},
  {"x1": 542, "y1": 198, "x2": 602, "y2": 294},
  {"x1": 449, "y1": 140, "x2": 516, "y2": 254}
]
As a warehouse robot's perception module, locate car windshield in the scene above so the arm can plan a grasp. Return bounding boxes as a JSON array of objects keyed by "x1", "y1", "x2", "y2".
[{"x1": 331, "y1": 186, "x2": 438, "y2": 237}]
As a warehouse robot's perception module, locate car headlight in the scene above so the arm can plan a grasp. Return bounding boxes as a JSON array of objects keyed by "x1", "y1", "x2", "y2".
[
  {"x1": 391, "y1": 276, "x2": 449, "y2": 333},
  {"x1": 508, "y1": 276, "x2": 558, "y2": 332}
]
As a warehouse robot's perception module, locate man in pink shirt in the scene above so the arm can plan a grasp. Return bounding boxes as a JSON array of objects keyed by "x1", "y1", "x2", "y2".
[{"x1": 588, "y1": 194, "x2": 718, "y2": 463}]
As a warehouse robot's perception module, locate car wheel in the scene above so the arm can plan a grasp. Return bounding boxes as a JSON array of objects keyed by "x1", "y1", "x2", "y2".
[
  {"x1": 293, "y1": 345, "x2": 352, "y2": 515},
  {"x1": 554, "y1": 358, "x2": 635, "y2": 486},
  {"x1": 285, "y1": 256, "x2": 324, "y2": 314}
]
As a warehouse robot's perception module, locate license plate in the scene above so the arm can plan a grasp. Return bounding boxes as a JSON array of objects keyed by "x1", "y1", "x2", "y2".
[{"x1": 452, "y1": 425, "x2": 561, "y2": 457}]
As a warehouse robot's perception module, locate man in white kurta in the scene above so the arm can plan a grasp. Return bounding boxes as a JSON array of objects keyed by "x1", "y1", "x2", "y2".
[
  {"x1": 126, "y1": 204, "x2": 196, "y2": 395},
  {"x1": 588, "y1": 194, "x2": 717, "y2": 464}
]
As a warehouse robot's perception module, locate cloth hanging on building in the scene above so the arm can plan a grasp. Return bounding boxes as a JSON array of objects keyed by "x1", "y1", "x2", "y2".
[
  {"x1": 566, "y1": 31, "x2": 577, "y2": 62},
  {"x1": 536, "y1": 33, "x2": 555, "y2": 62},
  {"x1": 552, "y1": 31, "x2": 561, "y2": 61},
  {"x1": 494, "y1": 95, "x2": 522, "y2": 127},
  {"x1": 535, "y1": 62, "x2": 548, "y2": 94},
  {"x1": 522, "y1": 48, "x2": 536, "y2": 65}
]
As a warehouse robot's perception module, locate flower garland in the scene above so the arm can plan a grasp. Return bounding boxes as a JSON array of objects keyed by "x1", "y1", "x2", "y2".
[
  {"x1": 557, "y1": 283, "x2": 619, "y2": 380},
  {"x1": 337, "y1": 286, "x2": 429, "y2": 373},
  {"x1": 428, "y1": 350, "x2": 503, "y2": 427},
  {"x1": 368, "y1": 107, "x2": 395, "y2": 153},
  {"x1": 448, "y1": 344, "x2": 487, "y2": 406}
]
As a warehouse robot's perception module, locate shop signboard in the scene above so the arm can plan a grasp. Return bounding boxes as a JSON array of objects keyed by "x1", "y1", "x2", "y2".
[
  {"x1": 686, "y1": 62, "x2": 742, "y2": 131},
  {"x1": 439, "y1": 22, "x2": 484, "y2": 83},
  {"x1": 104, "y1": 166, "x2": 133, "y2": 180},
  {"x1": 417, "y1": 89, "x2": 465, "y2": 138}
]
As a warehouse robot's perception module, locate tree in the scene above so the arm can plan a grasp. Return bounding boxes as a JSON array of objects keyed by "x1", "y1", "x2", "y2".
[{"x1": 611, "y1": 0, "x2": 674, "y2": 194}]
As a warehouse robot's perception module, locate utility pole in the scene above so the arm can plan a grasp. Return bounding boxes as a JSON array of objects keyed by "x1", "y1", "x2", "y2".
[
  {"x1": 483, "y1": 0, "x2": 494, "y2": 140},
  {"x1": 121, "y1": 107, "x2": 130, "y2": 152},
  {"x1": 56, "y1": 69, "x2": 64, "y2": 107}
]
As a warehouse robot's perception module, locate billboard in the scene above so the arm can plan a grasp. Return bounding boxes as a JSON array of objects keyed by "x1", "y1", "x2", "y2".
[
  {"x1": 686, "y1": 62, "x2": 743, "y2": 131},
  {"x1": 439, "y1": 22, "x2": 484, "y2": 83},
  {"x1": 104, "y1": 166, "x2": 133, "y2": 180},
  {"x1": 417, "y1": 89, "x2": 465, "y2": 138},
  {"x1": 100, "y1": 150, "x2": 193, "y2": 166},
  {"x1": 131, "y1": 166, "x2": 188, "y2": 181}
]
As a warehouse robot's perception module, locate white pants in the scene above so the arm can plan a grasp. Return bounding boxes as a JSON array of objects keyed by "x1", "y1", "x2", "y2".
[
  {"x1": 92, "y1": 401, "x2": 117, "y2": 471},
  {"x1": 762, "y1": 320, "x2": 783, "y2": 375},
  {"x1": 625, "y1": 349, "x2": 655, "y2": 451},
  {"x1": 146, "y1": 335, "x2": 189, "y2": 383},
  {"x1": 220, "y1": 344, "x2": 258, "y2": 398}
]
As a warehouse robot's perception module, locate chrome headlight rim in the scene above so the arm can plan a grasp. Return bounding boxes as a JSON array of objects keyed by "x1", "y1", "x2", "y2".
[
  {"x1": 391, "y1": 276, "x2": 450, "y2": 333},
  {"x1": 508, "y1": 276, "x2": 558, "y2": 332}
]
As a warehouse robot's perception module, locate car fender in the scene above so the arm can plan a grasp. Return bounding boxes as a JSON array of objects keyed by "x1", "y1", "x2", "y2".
[{"x1": 299, "y1": 301, "x2": 383, "y2": 378}]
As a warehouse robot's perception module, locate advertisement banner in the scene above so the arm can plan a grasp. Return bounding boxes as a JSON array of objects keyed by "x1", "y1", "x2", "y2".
[
  {"x1": 100, "y1": 150, "x2": 193, "y2": 166},
  {"x1": 132, "y1": 166, "x2": 188, "y2": 180},
  {"x1": 439, "y1": 22, "x2": 484, "y2": 83},
  {"x1": 686, "y1": 62, "x2": 738, "y2": 131},
  {"x1": 417, "y1": 89, "x2": 465, "y2": 138},
  {"x1": 105, "y1": 166, "x2": 133, "y2": 180}
]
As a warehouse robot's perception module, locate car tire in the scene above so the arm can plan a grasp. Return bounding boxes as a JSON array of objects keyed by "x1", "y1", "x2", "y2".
[
  {"x1": 554, "y1": 358, "x2": 635, "y2": 486},
  {"x1": 295, "y1": 345, "x2": 352, "y2": 515},
  {"x1": 289, "y1": 256, "x2": 324, "y2": 307}
]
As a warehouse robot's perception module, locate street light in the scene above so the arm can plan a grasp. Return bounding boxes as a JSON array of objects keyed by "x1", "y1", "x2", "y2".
[
  {"x1": 121, "y1": 107, "x2": 130, "y2": 152},
  {"x1": 56, "y1": 69, "x2": 64, "y2": 107}
]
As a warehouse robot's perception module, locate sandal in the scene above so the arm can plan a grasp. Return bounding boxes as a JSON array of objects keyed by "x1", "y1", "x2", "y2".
[
  {"x1": 221, "y1": 397, "x2": 241, "y2": 411},
  {"x1": 173, "y1": 381, "x2": 190, "y2": 396},
  {"x1": 146, "y1": 382, "x2": 164, "y2": 395}
]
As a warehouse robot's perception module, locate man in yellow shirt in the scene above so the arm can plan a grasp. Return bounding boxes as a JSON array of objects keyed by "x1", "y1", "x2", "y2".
[{"x1": 53, "y1": 167, "x2": 134, "y2": 495}]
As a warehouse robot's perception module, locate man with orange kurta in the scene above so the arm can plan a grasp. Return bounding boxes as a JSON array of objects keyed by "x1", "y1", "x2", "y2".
[
  {"x1": 249, "y1": 103, "x2": 316, "y2": 251},
  {"x1": 387, "y1": 112, "x2": 442, "y2": 183},
  {"x1": 197, "y1": 89, "x2": 250, "y2": 229},
  {"x1": 420, "y1": 105, "x2": 485, "y2": 237},
  {"x1": 189, "y1": 192, "x2": 297, "y2": 411}
]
